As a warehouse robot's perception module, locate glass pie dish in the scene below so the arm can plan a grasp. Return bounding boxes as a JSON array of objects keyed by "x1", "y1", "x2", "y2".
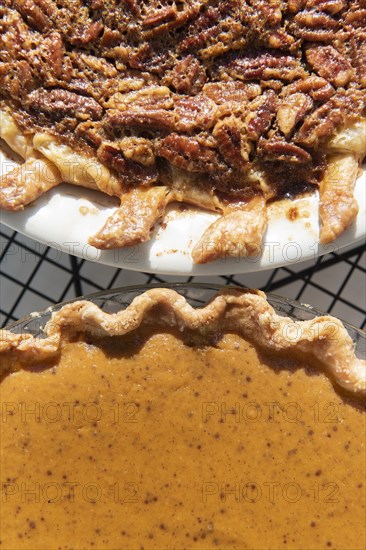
[{"x1": 1, "y1": 284, "x2": 365, "y2": 550}]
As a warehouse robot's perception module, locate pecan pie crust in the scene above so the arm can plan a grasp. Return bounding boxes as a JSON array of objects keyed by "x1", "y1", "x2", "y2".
[{"x1": 0, "y1": 1, "x2": 365, "y2": 262}]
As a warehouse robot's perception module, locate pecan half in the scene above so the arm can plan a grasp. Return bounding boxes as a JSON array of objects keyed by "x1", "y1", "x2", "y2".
[
  {"x1": 158, "y1": 134, "x2": 221, "y2": 173},
  {"x1": 33, "y1": 31, "x2": 65, "y2": 83},
  {"x1": 14, "y1": 0, "x2": 49, "y2": 32},
  {"x1": 259, "y1": 138, "x2": 312, "y2": 164},
  {"x1": 349, "y1": 31, "x2": 366, "y2": 87},
  {"x1": 97, "y1": 143, "x2": 158, "y2": 186},
  {"x1": 100, "y1": 28, "x2": 123, "y2": 48},
  {"x1": 106, "y1": 110, "x2": 175, "y2": 133},
  {"x1": 116, "y1": 86, "x2": 174, "y2": 111},
  {"x1": 345, "y1": 8, "x2": 366, "y2": 27},
  {"x1": 142, "y1": 7, "x2": 176, "y2": 29},
  {"x1": 224, "y1": 51, "x2": 306, "y2": 82},
  {"x1": 0, "y1": 61, "x2": 34, "y2": 100},
  {"x1": 174, "y1": 95, "x2": 217, "y2": 133},
  {"x1": 75, "y1": 121, "x2": 103, "y2": 149},
  {"x1": 277, "y1": 93, "x2": 314, "y2": 136},
  {"x1": 306, "y1": 0, "x2": 346, "y2": 15},
  {"x1": 69, "y1": 22, "x2": 103, "y2": 46},
  {"x1": 295, "y1": 89, "x2": 365, "y2": 146},
  {"x1": 246, "y1": 91, "x2": 278, "y2": 141},
  {"x1": 294, "y1": 9, "x2": 339, "y2": 28},
  {"x1": 25, "y1": 89, "x2": 103, "y2": 121},
  {"x1": 213, "y1": 119, "x2": 247, "y2": 169},
  {"x1": 178, "y1": 5, "x2": 245, "y2": 58},
  {"x1": 306, "y1": 46, "x2": 354, "y2": 86},
  {"x1": 164, "y1": 55, "x2": 207, "y2": 95},
  {"x1": 288, "y1": 0, "x2": 306, "y2": 14},
  {"x1": 291, "y1": 9, "x2": 339, "y2": 41},
  {"x1": 142, "y1": 3, "x2": 200, "y2": 39},
  {"x1": 119, "y1": 137, "x2": 155, "y2": 167},
  {"x1": 284, "y1": 76, "x2": 334, "y2": 102},
  {"x1": 203, "y1": 81, "x2": 261, "y2": 104},
  {"x1": 249, "y1": 0, "x2": 283, "y2": 25}
]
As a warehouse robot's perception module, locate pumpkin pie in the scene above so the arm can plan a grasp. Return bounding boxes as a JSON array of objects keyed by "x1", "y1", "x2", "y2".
[{"x1": 0, "y1": 288, "x2": 365, "y2": 549}]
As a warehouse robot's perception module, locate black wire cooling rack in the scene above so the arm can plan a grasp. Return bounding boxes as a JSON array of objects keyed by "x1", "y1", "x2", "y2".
[{"x1": 1, "y1": 222, "x2": 365, "y2": 330}]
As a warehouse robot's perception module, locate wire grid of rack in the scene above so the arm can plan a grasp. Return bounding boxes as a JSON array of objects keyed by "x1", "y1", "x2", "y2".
[{"x1": 1, "y1": 223, "x2": 365, "y2": 330}]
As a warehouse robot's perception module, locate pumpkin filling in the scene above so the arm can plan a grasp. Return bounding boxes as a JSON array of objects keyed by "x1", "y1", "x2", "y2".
[{"x1": 1, "y1": 327, "x2": 365, "y2": 549}]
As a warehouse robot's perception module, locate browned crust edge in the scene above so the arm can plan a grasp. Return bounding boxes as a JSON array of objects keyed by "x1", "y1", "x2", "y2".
[{"x1": 0, "y1": 288, "x2": 365, "y2": 394}]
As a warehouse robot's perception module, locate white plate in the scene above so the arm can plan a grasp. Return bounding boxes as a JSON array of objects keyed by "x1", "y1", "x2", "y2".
[{"x1": 1, "y1": 149, "x2": 365, "y2": 276}]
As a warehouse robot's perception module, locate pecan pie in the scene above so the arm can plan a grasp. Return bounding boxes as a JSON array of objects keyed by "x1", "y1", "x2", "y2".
[
  {"x1": 0, "y1": 1, "x2": 365, "y2": 262},
  {"x1": 0, "y1": 288, "x2": 365, "y2": 549}
]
